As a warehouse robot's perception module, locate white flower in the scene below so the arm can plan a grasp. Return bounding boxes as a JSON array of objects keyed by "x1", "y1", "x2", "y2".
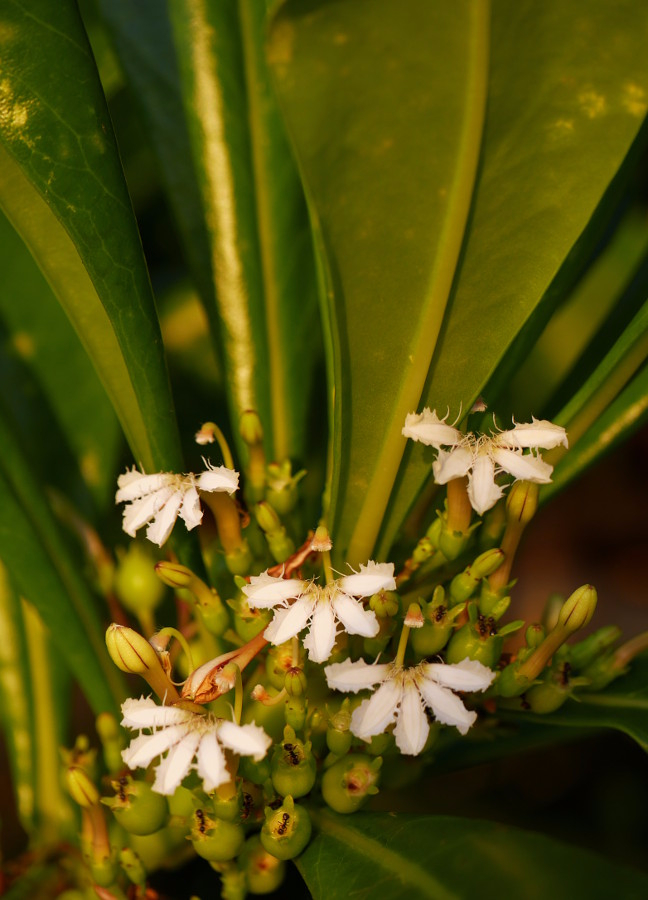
[
  {"x1": 242, "y1": 561, "x2": 396, "y2": 663},
  {"x1": 115, "y1": 462, "x2": 239, "y2": 546},
  {"x1": 120, "y1": 697, "x2": 271, "y2": 795},
  {"x1": 325, "y1": 656, "x2": 494, "y2": 754},
  {"x1": 404, "y1": 409, "x2": 568, "y2": 516}
]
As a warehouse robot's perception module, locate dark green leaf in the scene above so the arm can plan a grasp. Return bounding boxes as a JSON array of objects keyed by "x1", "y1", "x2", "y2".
[
  {"x1": 269, "y1": 0, "x2": 489, "y2": 565},
  {"x1": 298, "y1": 809, "x2": 648, "y2": 899},
  {"x1": 0, "y1": 0, "x2": 182, "y2": 473},
  {"x1": 377, "y1": 1, "x2": 648, "y2": 557}
]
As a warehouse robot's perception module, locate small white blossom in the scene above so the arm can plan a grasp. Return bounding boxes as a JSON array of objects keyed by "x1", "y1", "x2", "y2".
[
  {"x1": 404, "y1": 410, "x2": 568, "y2": 515},
  {"x1": 115, "y1": 462, "x2": 239, "y2": 546},
  {"x1": 325, "y1": 656, "x2": 494, "y2": 754},
  {"x1": 120, "y1": 697, "x2": 271, "y2": 795},
  {"x1": 242, "y1": 562, "x2": 396, "y2": 663}
]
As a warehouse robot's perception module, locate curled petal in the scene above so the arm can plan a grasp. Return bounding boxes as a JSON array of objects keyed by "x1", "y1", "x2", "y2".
[
  {"x1": 116, "y1": 471, "x2": 175, "y2": 503},
  {"x1": 467, "y1": 454, "x2": 502, "y2": 515},
  {"x1": 303, "y1": 601, "x2": 337, "y2": 662},
  {"x1": 179, "y1": 486, "x2": 203, "y2": 531},
  {"x1": 196, "y1": 730, "x2": 228, "y2": 792},
  {"x1": 332, "y1": 592, "x2": 379, "y2": 638},
  {"x1": 146, "y1": 491, "x2": 184, "y2": 546},
  {"x1": 498, "y1": 418, "x2": 568, "y2": 450},
  {"x1": 264, "y1": 596, "x2": 315, "y2": 645},
  {"x1": 433, "y1": 446, "x2": 473, "y2": 484},
  {"x1": 196, "y1": 465, "x2": 239, "y2": 494},
  {"x1": 417, "y1": 680, "x2": 477, "y2": 735},
  {"x1": 337, "y1": 561, "x2": 396, "y2": 597},
  {"x1": 152, "y1": 731, "x2": 201, "y2": 795},
  {"x1": 491, "y1": 447, "x2": 553, "y2": 484},
  {"x1": 121, "y1": 697, "x2": 193, "y2": 730},
  {"x1": 350, "y1": 678, "x2": 402, "y2": 740},
  {"x1": 325, "y1": 658, "x2": 390, "y2": 692},
  {"x1": 243, "y1": 573, "x2": 306, "y2": 608},
  {"x1": 122, "y1": 487, "x2": 175, "y2": 537},
  {"x1": 402, "y1": 408, "x2": 462, "y2": 448},
  {"x1": 218, "y1": 721, "x2": 272, "y2": 761},
  {"x1": 422, "y1": 658, "x2": 494, "y2": 692},
  {"x1": 394, "y1": 682, "x2": 429, "y2": 755}
]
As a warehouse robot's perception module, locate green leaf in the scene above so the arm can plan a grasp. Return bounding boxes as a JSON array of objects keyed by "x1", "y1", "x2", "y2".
[
  {"x1": 376, "y1": 1, "x2": 648, "y2": 558},
  {"x1": 269, "y1": 0, "x2": 489, "y2": 565},
  {"x1": 0, "y1": 411, "x2": 123, "y2": 716},
  {"x1": 0, "y1": 209, "x2": 120, "y2": 511},
  {"x1": 502, "y1": 655, "x2": 648, "y2": 752},
  {"x1": 298, "y1": 809, "x2": 648, "y2": 899},
  {"x1": 0, "y1": 0, "x2": 181, "y2": 473}
]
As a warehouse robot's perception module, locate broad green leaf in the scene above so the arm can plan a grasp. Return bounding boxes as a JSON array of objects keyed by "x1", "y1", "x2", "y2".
[
  {"x1": 0, "y1": 564, "x2": 35, "y2": 833},
  {"x1": 168, "y1": 0, "x2": 320, "y2": 463},
  {"x1": 0, "y1": 209, "x2": 120, "y2": 510},
  {"x1": 0, "y1": 0, "x2": 181, "y2": 473},
  {"x1": 378, "y1": 1, "x2": 648, "y2": 559},
  {"x1": 500, "y1": 656, "x2": 648, "y2": 752},
  {"x1": 298, "y1": 809, "x2": 648, "y2": 899},
  {"x1": 0, "y1": 412, "x2": 123, "y2": 716},
  {"x1": 269, "y1": 0, "x2": 489, "y2": 565}
]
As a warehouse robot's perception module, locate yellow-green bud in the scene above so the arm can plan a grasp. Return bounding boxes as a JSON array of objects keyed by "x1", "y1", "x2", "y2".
[
  {"x1": 505, "y1": 480, "x2": 539, "y2": 525},
  {"x1": 525, "y1": 623, "x2": 545, "y2": 649},
  {"x1": 556, "y1": 584, "x2": 597, "y2": 634},
  {"x1": 119, "y1": 847, "x2": 146, "y2": 888},
  {"x1": 240, "y1": 409, "x2": 264, "y2": 445},
  {"x1": 105, "y1": 624, "x2": 161, "y2": 675},
  {"x1": 114, "y1": 544, "x2": 165, "y2": 614},
  {"x1": 154, "y1": 560, "x2": 194, "y2": 588},
  {"x1": 369, "y1": 589, "x2": 400, "y2": 618},
  {"x1": 225, "y1": 542, "x2": 253, "y2": 576},
  {"x1": 284, "y1": 667, "x2": 307, "y2": 697},
  {"x1": 255, "y1": 501, "x2": 282, "y2": 535},
  {"x1": 412, "y1": 537, "x2": 435, "y2": 564},
  {"x1": 66, "y1": 766, "x2": 99, "y2": 808},
  {"x1": 569, "y1": 625, "x2": 621, "y2": 670}
]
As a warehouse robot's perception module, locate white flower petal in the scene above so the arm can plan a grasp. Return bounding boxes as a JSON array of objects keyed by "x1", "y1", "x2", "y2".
[
  {"x1": 179, "y1": 486, "x2": 203, "y2": 531},
  {"x1": 264, "y1": 596, "x2": 314, "y2": 645},
  {"x1": 325, "y1": 658, "x2": 390, "y2": 692},
  {"x1": 218, "y1": 721, "x2": 272, "y2": 761},
  {"x1": 337, "y1": 561, "x2": 396, "y2": 597},
  {"x1": 152, "y1": 731, "x2": 201, "y2": 795},
  {"x1": 422, "y1": 658, "x2": 494, "y2": 692},
  {"x1": 122, "y1": 723, "x2": 187, "y2": 769},
  {"x1": 417, "y1": 680, "x2": 477, "y2": 735},
  {"x1": 146, "y1": 491, "x2": 184, "y2": 546},
  {"x1": 303, "y1": 601, "x2": 337, "y2": 663},
  {"x1": 116, "y1": 471, "x2": 175, "y2": 503},
  {"x1": 196, "y1": 730, "x2": 228, "y2": 792},
  {"x1": 332, "y1": 592, "x2": 379, "y2": 638},
  {"x1": 402, "y1": 409, "x2": 462, "y2": 448},
  {"x1": 467, "y1": 454, "x2": 502, "y2": 515},
  {"x1": 243, "y1": 572, "x2": 306, "y2": 608},
  {"x1": 498, "y1": 418, "x2": 568, "y2": 450},
  {"x1": 350, "y1": 679, "x2": 401, "y2": 740},
  {"x1": 491, "y1": 447, "x2": 553, "y2": 484},
  {"x1": 121, "y1": 697, "x2": 194, "y2": 730},
  {"x1": 433, "y1": 446, "x2": 473, "y2": 484},
  {"x1": 196, "y1": 465, "x2": 239, "y2": 494},
  {"x1": 394, "y1": 682, "x2": 429, "y2": 755},
  {"x1": 122, "y1": 487, "x2": 175, "y2": 536}
]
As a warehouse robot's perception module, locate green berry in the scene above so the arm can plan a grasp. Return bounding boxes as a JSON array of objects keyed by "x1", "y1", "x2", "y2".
[
  {"x1": 114, "y1": 544, "x2": 165, "y2": 613},
  {"x1": 241, "y1": 835, "x2": 286, "y2": 894},
  {"x1": 102, "y1": 776, "x2": 168, "y2": 836},
  {"x1": 271, "y1": 727, "x2": 316, "y2": 798},
  {"x1": 190, "y1": 809, "x2": 245, "y2": 862},
  {"x1": 260, "y1": 796, "x2": 312, "y2": 861},
  {"x1": 322, "y1": 754, "x2": 381, "y2": 814}
]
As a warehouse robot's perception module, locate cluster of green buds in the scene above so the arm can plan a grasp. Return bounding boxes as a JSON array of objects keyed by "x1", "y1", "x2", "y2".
[{"x1": 63, "y1": 408, "x2": 643, "y2": 899}]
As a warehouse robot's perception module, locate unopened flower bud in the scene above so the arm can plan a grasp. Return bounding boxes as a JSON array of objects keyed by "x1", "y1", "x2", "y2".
[
  {"x1": 105, "y1": 624, "x2": 160, "y2": 675},
  {"x1": 66, "y1": 766, "x2": 100, "y2": 808},
  {"x1": 412, "y1": 536, "x2": 435, "y2": 565},
  {"x1": 255, "y1": 501, "x2": 282, "y2": 535},
  {"x1": 450, "y1": 549, "x2": 506, "y2": 604},
  {"x1": 114, "y1": 544, "x2": 165, "y2": 614},
  {"x1": 505, "y1": 480, "x2": 539, "y2": 525},
  {"x1": 154, "y1": 560, "x2": 194, "y2": 589},
  {"x1": 284, "y1": 667, "x2": 307, "y2": 697},
  {"x1": 525, "y1": 623, "x2": 545, "y2": 649},
  {"x1": 569, "y1": 625, "x2": 621, "y2": 670},
  {"x1": 556, "y1": 585, "x2": 597, "y2": 634},
  {"x1": 369, "y1": 589, "x2": 400, "y2": 618},
  {"x1": 240, "y1": 410, "x2": 264, "y2": 446}
]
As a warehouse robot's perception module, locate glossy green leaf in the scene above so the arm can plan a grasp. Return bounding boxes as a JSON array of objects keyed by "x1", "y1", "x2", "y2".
[
  {"x1": 0, "y1": 412, "x2": 122, "y2": 716},
  {"x1": 298, "y1": 809, "x2": 648, "y2": 899},
  {"x1": 501, "y1": 656, "x2": 648, "y2": 752},
  {"x1": 0, "y1": 564, "x2": 35, "y2": 834},
  {"x1": 0, "y1": 0, "x2": 181, "y2": 473},
  {"x1": 269, "y1": 0, "x2": 489, "y2": 565},
  {"x1": 0, "y1": 209, "x2": 120, "y2": 511},
  {"x1": 377, "y1": 1, "x2": 648, "y2": 558},
  {"x1": 168, "y1": 0, "x2": 320, "y2": 462}
]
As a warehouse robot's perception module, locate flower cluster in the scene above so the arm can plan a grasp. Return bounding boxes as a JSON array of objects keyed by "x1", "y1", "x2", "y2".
[
  {"x1": 116, "y1": 462, "x2": 239, "y2": 546},
  {"x1": 402, "y1": 409, "x2": 568, "y2": 514},
  {"x1": 121, "y1": 697, "x2": 271, "y2": 795},
  {"x1": 242, "y1": 562, "x2": 395, "y2": 663}
]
